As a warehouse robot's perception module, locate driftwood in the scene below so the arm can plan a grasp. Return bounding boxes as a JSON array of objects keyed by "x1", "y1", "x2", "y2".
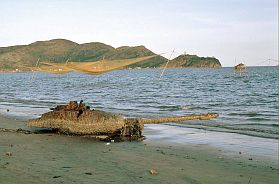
[{"x1": 28, "y1": 101, "x2": 218, "y2": 141}]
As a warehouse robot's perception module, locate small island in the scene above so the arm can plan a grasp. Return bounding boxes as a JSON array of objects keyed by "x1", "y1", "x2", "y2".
[
  {"x1": 166, "y1": 54, "x2": 221, "y2": 68},
  {"x1": 234, "y1": 63, "x2": 246, "y2": 71}
]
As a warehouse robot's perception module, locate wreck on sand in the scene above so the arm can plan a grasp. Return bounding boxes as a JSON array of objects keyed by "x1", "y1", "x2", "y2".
[{"x1": 28, "y1": 101, "x2": 219, "y2": 141}]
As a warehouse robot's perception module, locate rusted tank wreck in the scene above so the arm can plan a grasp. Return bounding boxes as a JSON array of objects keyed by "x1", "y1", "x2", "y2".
[{"x1": 28, "y1": 101, "x2": 218, "y2": 141}]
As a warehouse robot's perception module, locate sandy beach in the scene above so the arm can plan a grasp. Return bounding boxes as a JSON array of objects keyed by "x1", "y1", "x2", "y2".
[
  {"x1": 0, "y1": 115, "x2": 278, "y2": 184},
  {"x1": 0, "y1": 0, "x2": 278, "y2": 183}
]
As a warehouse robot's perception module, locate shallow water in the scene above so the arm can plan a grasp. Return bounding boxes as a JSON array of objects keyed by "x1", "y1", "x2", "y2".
[
  {"x1": 145, "y1": 124, "x2": 278, "y2": 165},
  {"x1": 0, "y1": 67, "x2": 278, "y2": 139}
]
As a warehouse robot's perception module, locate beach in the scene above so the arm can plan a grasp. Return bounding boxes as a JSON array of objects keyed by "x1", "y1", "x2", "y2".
[
  {"x1": 0, "y1": 0, "x2": 278, "y2": 182},
  {"x1": 0, "y1": 67, "x2": 278, "y2": 183},
  {"x1": 0, "y1": 115, "x2": 278, "y2": 184}
]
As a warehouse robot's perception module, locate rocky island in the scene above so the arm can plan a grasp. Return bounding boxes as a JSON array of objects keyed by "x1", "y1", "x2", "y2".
[{"x1": 167, "y1": 54, "x2": 221, "y2": 68}]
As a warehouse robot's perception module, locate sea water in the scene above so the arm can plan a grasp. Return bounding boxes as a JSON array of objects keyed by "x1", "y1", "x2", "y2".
[{"x1": 0, "y1": 67, "x2": 278, "y2": 139}]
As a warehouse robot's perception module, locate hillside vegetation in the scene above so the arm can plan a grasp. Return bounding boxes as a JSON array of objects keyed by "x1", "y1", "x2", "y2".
[
  {"x1": 0, "y1": 39, "x2": 221, "y2": 72},
  {"x1": 168, "y1": 54, "x2": 221, "y2": 68}
]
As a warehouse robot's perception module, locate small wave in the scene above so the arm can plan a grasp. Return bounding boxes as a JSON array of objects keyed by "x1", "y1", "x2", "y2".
[
  {"x1": 180, "y1": 105, "x2": 192, "y2": 110},
  {"x1": 246, "y1": 117, "x2": 274, "y2": 122},
  {"x1": 157, "y1": 105, "x2": 193, "y2": 111},
  {"x1": 165, "y1": 121, "x2": 279, "y2": 139},
  {"x1": 229, "y1": 112, "x2": 259, "y2": 117},
  {"x1": 158, "y1": 105, "x2": 182, "y2": 111},
  {"x1": 164, "y1": 123, "x2": 279, "y2": 139},
  {"x1": 224, "y1": 126, "x2": 278, "y2": 135},
  {"x1": 140, "y1": 101, "x2": 161, "y2": 105},
  {"x1": 238, "y1": 123, "x2": 279, "y2": 127}
]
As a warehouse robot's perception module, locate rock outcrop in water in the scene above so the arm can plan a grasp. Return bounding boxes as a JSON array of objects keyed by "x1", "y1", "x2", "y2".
[
  {"x1": 28, "y1": 101, "x2": 219, "y2": 141},
  {"x1": 234, "y1": 63, "x2": 246, "y2": 71}
]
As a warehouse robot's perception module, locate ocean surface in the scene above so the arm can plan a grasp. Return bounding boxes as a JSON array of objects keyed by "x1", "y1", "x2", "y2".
[{"x1": 0, "y1": 67, "x2": 278, "y2": 139}]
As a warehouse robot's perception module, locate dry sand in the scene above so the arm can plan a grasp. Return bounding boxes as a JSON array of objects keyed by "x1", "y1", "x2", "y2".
[{"x1": 0, "y1": 115, "x2": 278, "y2": 184}]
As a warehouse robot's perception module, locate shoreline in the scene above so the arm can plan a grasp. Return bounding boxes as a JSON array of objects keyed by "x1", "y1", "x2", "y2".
[
  {"x1": 1, "y1": 65, "x2": 278, "y2": 74},
  {"x1": 0, "y1": 114, "x2": 278, "y2": 183},
  {"x1": 144, "y1": 124, "x2": 278, "y2": 167},
  {"x1": 1, "y1": 114, "x2": 278, "y2": 164},
  {"x1": 1, "y1": 114, "x2": 278, "y2": 162}
]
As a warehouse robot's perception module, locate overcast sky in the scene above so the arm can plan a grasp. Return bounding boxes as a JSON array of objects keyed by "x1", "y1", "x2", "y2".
[{"x1": 0, "y1": 0, "x2": 278, "y2": 66}]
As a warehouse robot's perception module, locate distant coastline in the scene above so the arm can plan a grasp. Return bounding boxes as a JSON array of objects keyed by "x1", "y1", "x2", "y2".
[
  {"x1": 0, "y1": 39, "x2": 221, "y2": 74},
  {"x1": 1, "y1": 65, "x2": 278, "y2": 74}
]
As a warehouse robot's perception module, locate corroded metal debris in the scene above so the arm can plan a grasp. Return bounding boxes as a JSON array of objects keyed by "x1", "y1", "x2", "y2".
[{"x1": 28, "y1": 101, "x2": 218, "y2": 141}]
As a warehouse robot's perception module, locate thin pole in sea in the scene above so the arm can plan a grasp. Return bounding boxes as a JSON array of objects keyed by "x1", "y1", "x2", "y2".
[{"x1": 160, "y1": 49, "x2": 175, "y2": 79}]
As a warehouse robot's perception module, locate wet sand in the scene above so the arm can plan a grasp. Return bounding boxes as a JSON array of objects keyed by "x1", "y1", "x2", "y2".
[{"x1": 0, "y1": 115, "x2": 278, "y2": 184}]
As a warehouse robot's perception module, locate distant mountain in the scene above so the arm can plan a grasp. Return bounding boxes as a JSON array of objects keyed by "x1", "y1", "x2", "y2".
[{"x1": 0, "y1": 39, "x2": 221, "y2": 71}]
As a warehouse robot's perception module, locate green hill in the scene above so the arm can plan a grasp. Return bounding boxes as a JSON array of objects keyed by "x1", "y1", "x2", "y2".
[
  {"x1": 167, "y1": 54, "x2": 221, "y2": 68},
  {"x1": 0, "y1": 39, "x2": 221, "y2": 71}
]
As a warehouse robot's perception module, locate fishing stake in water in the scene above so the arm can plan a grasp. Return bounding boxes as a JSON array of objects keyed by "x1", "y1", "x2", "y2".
[{"x1": 160, "y1": 49, "x2": 175, "y2": 79}]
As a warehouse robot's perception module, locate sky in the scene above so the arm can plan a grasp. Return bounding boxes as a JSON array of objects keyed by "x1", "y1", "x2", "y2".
[{"x1": 0, "y1": 0, "x2": 278, "y2": 66}]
